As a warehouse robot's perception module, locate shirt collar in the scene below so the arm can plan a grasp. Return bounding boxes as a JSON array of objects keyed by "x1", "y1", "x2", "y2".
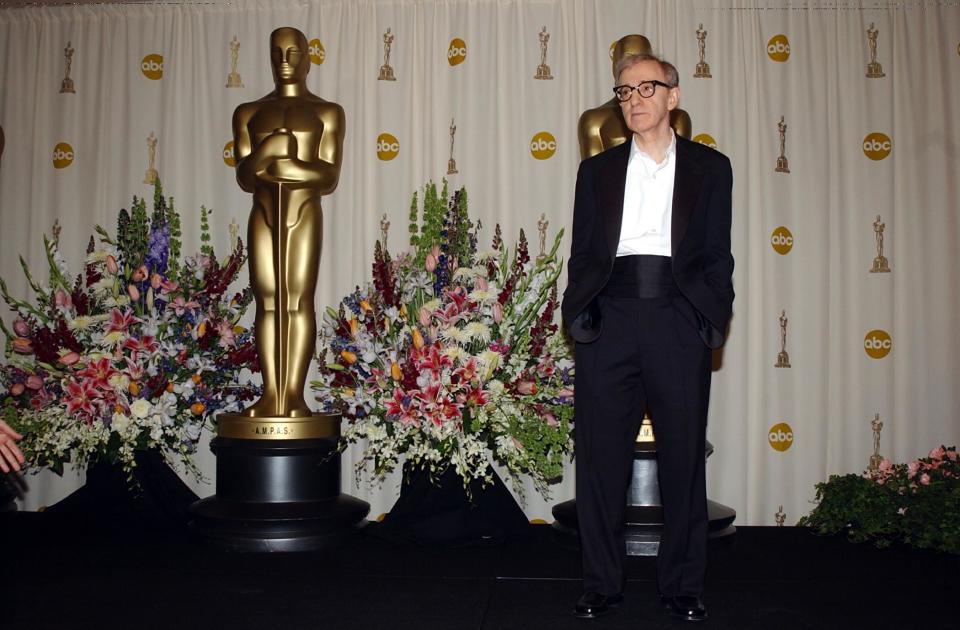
[{"x1": 629, "y1": 129, "x2": 676, "y2": 171}]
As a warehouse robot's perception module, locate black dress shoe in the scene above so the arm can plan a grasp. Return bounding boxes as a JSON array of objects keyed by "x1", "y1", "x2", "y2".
[
  {"x1": 660, "y1": 595, "x2": 708, "y2": 622},
  {"x1": 573, "y1": 591, "x2": 623, "y2": 618}
]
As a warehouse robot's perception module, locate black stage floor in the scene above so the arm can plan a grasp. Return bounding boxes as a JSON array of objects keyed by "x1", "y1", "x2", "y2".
[{"x1": 3, "y1": 513, "x2": 957, "y2": 630}]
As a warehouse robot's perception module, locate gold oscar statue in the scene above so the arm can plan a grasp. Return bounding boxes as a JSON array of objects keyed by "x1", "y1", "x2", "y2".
[
  {"x1": 378, "y1": 27, "x2": 396, "y2": 81},
  {"x1": 535, "y1": 26, "x2": 554, "y2": 80},
  {"x1": 577, "y1": 34, "x2": 692, "y2": 160},
  {"x1": 775, "y1": 506, "x2": 786, "y2": 527},
  {"x1": 694, "y1": 24, "x2": 711, "y2": 78},
  {"x1": 60, "y1": 41, "x2": 76, "y2": 94},
  {"x1": 190, "y1": 27, "x2": 367, "y2": 550},
  {"x1": 143, "y1": 132, "x2": 158, "y2": 184},
  {"x1": 447, "y1": 118, "x2": 458, "y2": 175},
  {"x1": 226, "y1": 35, "x2": 244, "y2": 88},
  {"x1": 775, "y1": 309, "x2": 791, "y2": 368},
  {"x1": 222, "y1": 26, "x2": 345, "y2": 438},
  {"x1": 866, "y1": 23, "x2": 885, "y2": 78},
  {"x1": 868, "y1": 413, "x2": 884, "y2": 473},
  {"x1": 871, "y1": 215, "x2": 891, "y2": 273},
  {"x1": 775, "y1": 116, "x2": 790, "y2": 173}
]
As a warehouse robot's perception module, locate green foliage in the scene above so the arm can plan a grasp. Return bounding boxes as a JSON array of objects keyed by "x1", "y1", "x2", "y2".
[
  {"x1": 165, "y1": 196, "x2": 182, "y2": 282},
  {"x1": 128, "y1": 196, "x2": 149, "y2": 269},
  {"x1": 799, "y1": 446, "x2": 960, "y2": 554},
  {"x1": 199, "y1": 206, "x2": 213, "y2": 256}
]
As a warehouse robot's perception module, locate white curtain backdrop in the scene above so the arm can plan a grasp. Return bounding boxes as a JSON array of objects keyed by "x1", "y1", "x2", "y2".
[{"x1": 1, "y1": 0, "x2": 958, "y2": 525}]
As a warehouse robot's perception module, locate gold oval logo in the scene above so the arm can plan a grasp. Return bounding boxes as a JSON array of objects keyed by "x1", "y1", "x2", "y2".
[
  {"x1": 222, "y1": 140, "x2": 236, "y2": 167},
  {"x1": 862, "y1": 132, "x2": 892, "y2": 161},
  {"x1": 447, "y1": 38, "x2": 466, "y2": 66},
  {"x1": 768, "y1": 422, "x2": 794, "y2": 451},
  {"x1": 770, "y1": 226, "x2": 794, "y2": 255},
  {"x1": 376, "y1": 133, "x2": 400, "y2": 161},
  {"x1": 52, "y1": 142, "x2": 75, "y2": 169},
  {"x1": 693, "y1": 133, "x2": 718, "y2": 150},
  {"x1": 309, "y1": 38, "x2": 326, "y2": 65},
  {"x1": 530, "y1": 131, "x2": 557, "y2": 160},
  {"x1": 864, "y1": 329, "x2": 892, "y2": 359},
  {"x1": 767, "y1": 35, "x2": 791, "y2": 62},
  {"x1": 141, "y1": 53, "x2": 164, "y2": 80}
]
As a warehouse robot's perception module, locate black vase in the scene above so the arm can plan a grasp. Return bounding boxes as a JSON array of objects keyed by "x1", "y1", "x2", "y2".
[
  {"x1": 46, "y1": 449, "x2": 199, "y2": 533},
  {"x1": 366, "y1": 463, "x2": 530, "y2": 546}
]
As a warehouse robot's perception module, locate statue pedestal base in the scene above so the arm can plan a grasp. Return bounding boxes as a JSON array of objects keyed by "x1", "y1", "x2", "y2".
[
  {"x1": 189, "y1": 413, "x2": 369, "y2": 552},
  {"x1": 551, "y1": 441, "x2": 736, "y2": 556}
]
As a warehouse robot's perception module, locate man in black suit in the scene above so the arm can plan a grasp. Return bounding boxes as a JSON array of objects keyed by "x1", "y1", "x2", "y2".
[{"x1": 562, "y1": 52, "x2": 734, "y2": 623}]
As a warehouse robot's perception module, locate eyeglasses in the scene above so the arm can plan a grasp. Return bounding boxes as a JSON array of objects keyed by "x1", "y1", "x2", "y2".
[{"x1": 612, "y1": 80, "x2": 674, "y2": 102}]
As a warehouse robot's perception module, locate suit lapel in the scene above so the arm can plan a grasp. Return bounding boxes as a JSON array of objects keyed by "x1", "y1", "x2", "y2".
[
  {"x1": 598, "y1": 141, "x2": 631, "y2": 260},
  {"x1": 671, "y1": 137, "x2": 704, "y2": 256}
]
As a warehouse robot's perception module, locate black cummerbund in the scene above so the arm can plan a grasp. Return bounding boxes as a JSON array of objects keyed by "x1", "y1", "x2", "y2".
[{"x1": 600, "y1": 254, "x2": 679, "y2": 298}]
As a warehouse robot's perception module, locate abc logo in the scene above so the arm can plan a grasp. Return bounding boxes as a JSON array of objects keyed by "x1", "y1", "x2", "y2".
[
  {"x1": 767, "y1": 35, "x2": 791, "y2": 62},
  {"x1": 768, "y1": 422, "x2": 794, "y2": 451},
  {"x1": 530, "y1": 131, "x2": 557, "y2": 160},
  {"x1": 309, "y1": 39, "x2": 326, "y2": 65},
  {"x1": 222, "y1": 141, "x2": 236, "y2": 167},
  {"x1": 447, "y1": 38, "x2": 467, "y2": 66},
  {"x1": 693, "y1": 133, "x2": 718, "y2": 150},
  {"x1": 862, "y1": 132, "x2": 892, "y2": 161},
  {"x1": 141, "y1": 54, "x2": 164, "y2": 80},
  {"x1": 52, "y1": 142, "x2": 74, "y2": 169},
  {"x1": 770, "y1": 226, "x2": 794, "y2": 255},
  {"x1": 864, "y1": 329, "x2": 892, "y2": 359},
  {"x1": 376, "y1": 133, "x2": 400, "y2": 161}
]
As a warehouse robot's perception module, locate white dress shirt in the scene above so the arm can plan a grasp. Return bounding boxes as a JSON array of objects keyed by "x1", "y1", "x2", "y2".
[{"x1": 616, "y1": 131, "x2": 676, "y2": 257}]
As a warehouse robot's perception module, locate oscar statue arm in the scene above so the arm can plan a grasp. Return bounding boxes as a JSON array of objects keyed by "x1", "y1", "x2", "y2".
[
  {"x1": 233, "y1": 104, "x2": 268, "y2": 193},
  {"x1": 263, "y1": 103, "x2": 345, "y2": 194},
  {"x1": 577, "y1": 109, "x2": 606, "y2": 161}
]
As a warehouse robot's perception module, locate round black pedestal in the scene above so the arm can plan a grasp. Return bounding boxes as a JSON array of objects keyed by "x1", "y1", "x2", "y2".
[
  {"x1": 551, "y1": 440, "x2": 737, "y2": 556},
  {"x1": 189, "y1": 436, "x2": 369, "y2": 552}
]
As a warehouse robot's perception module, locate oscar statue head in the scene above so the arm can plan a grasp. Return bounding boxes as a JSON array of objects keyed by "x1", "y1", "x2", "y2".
[
  {"x1": 611, "y1": 34, "x2": 653, "y2": 79},
  {"x1": 270, "y1": 27, "x2": 310, "y2": 85}
]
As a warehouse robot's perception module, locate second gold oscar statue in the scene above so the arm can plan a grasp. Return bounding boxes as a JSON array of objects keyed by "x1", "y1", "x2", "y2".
[{"x1": 190, "y1": 27, "x2": 368, "y2": 551}]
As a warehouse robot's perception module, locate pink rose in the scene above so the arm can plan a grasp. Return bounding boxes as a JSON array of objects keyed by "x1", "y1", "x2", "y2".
[
  {"x1": 920, "y1": 473, "x2": 931, "y2": 486},
  {"x1": 127, "y1": 284, "x2": 140, "y2": 301},
  {"x1": 25, "y1": 375, "x2": 43, "y2": 390},
  {"x1": 12, "y1": 317, "x2": 30, "y2": 337},
  {"x1": 929, "y1": 446, "x2": 946, "y2": 460},
  {"x1": 10, "y1": 383, "x2": 25, "y2": 396},
  {"x1": 516, "y1": 381, "x2": 537, "y2": 395},
  {"x1": 907, "y1": 461, "x2": 920, "y2": 478},
  {"x1": 11, "y1": 337, "x2": 32, "y2": 354},
  {"x1": 59, "y1": 351, "x2": 81, "y2": 366},
  {"x1": 878, "y1": 458, "x2": 893, "y2": 472},
  {"x1": 150, "y1": 273, "x2": 163, "y2": 290},
  {"x1": 105, "y1": 255, "x2": 119, "y2": 275},
  {"x1": 947, "y1": 450, "x2": 958, "y2": 461}
]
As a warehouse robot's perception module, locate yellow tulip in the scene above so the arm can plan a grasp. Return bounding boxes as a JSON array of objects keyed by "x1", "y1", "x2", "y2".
[
  {"x1": 349, "y1": 318, "x2": 359, "y2": 339},
  {"x1": 360, "y1": 299, "x2": 372, "y2": 312},
  {"x1": 391, "y1": 362, "x2": 402, "y2": 381},
  {"x1": 340, "y1": 350, "x2": 358, "y2": 364},
  {"x1": 412, "y1": 329, "x2": 425, "y2": 349}
]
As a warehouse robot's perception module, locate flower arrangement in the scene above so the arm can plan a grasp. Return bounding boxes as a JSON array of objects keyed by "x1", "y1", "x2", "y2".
[
  {"x1": 799, "y1": 445, "x2": 960, "y2": 554},
  {"x1": 312, "y1": 181, "x2": 574, "y2": 500},
  {"x1": 0, "y1": 182, "x2": 259, "y2": 477}
]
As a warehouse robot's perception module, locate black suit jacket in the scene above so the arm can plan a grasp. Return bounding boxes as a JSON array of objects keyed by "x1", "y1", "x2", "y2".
[{"x1": 561, "y1": 135, "x2": 734, "y2": 348}]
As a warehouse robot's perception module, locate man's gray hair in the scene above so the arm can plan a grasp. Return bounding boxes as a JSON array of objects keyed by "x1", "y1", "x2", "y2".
[{"x1": 615, "y1": 52, "x2": 679, "y2": 88}]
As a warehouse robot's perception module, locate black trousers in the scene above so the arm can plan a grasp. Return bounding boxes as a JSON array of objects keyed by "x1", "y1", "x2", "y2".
[{"x1": 574, "y1": 255, "x2": 711, "y2": 598}]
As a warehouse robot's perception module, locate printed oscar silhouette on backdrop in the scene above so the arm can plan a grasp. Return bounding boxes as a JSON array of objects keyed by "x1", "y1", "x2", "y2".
[
  {"x1": 555, "y1": 34, "x2": 734, "y2": 555},
  {"x1": 190, "y1": 27, "x2": 369, "y2": 551}
]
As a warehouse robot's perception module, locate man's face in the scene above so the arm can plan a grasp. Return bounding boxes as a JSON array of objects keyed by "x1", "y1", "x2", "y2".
[
  {"x1": 617, "y1": 60, "x2": 679, "y2": 138},
  {"x1": 270, "y1": 28, "x2": 310, "y2": 84}
]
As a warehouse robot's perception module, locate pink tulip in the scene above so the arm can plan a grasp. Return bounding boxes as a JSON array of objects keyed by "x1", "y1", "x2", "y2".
[
  {"x1": 127, "y1": 284, "x2": 140, "y2": 301},
  {"x1": 419, "y1": 307, "x2": 432, "y2": 327},
  {"x1": 59, "y1": 351, "x2": 81, "y2": 366},
  {"x1": 25, "y1": 375, "x2": 43, "y2": 390},
  {"x1": 425, "y1": 253, "x2": 437, "y2": 272},
  {"x1": 492, "y1": 302, "x2": 503, "y2": 324},
  {"x1": 55, "y1": 288, "x2": 73, "y2": 309},
  {"x1": 160, "y1": 279, "x2": 179, "y2": 293},
  {"x1": 132, "y1": 265, "x2": 149, "y2": 282},
  {"x1": 542, "y1": 411, "x2": 558, "y2": 427},
  {"x1": 11, "y1": 337, "x2": 32, "y2": 354},
  {"x1": 105, "y1": 255, "x2": 119, "y2": 275},
  {"x1": 558, "y1": 387, "x2": 574, "y2": 399},
  {"x1": 12, "y1": 317, "x2": 30, "y2": 337},
  {"x1": 920, "y1": 473, "x2": 931, "y2": 486},
  {"x1": 10, "y1": 383, "x2": 25, "y2": 396},
  {"x1": 150, "y1": 273, "x2": 163, "y2": 290},
  {"x1": 474, "y1": 277, "x2": 488, "y2": 292}
]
